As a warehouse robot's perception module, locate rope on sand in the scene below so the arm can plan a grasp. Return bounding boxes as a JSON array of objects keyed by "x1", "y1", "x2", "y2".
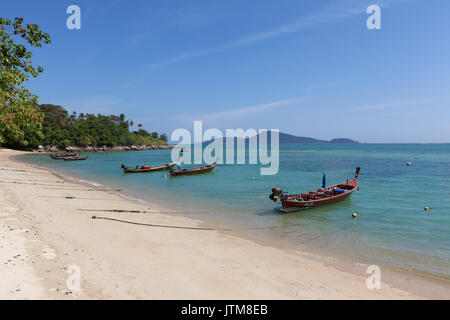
[
  {"x1": 78, "y1": 208, "x2": 188, "y2": 214},
  {"x1": 0, "y1": 168, "x2": 49, "y2": 174},
  {"x1": 1, "y1": 178, "x2": 63, "y2": 183},
  {"x1": 0, "y1": 181, "x2": 66, "y2": 187},
  {"x1": 89, "y1": 213, "x2": 319, "y2": 233},
  {"x1": 39, "y1": 196, "x2": 123, "y2": 201},
  {"x1": 42, "y1": 187, "x2": 121, "y2": 192},
  {"x1": 91, "y1": 216, "x2": 228, "y2": 231}
]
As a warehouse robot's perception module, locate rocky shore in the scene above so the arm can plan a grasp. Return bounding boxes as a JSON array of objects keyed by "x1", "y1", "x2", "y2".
[{"x1": 34, "y1": 144, "x2": 175, "y2": 153}]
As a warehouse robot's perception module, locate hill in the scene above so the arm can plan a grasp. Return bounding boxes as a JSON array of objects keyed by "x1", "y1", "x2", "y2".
[
  {"x1": 203, "y1": 132, "x2": 358, "y2": 144},
  {"x1": 278, "y1": 132, "x2": 358, "y2": 144}
]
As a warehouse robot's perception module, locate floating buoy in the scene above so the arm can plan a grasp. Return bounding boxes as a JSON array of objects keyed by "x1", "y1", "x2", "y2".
[
  {"x1": 352, "y1": 213, "x2": 358, "y2": 218},
  {"x1": 424, "y1": 207, "x2": 430, "y2": 211},
  {"x1": 406, "y1": 162, "x2": 412, "y2": 166}
]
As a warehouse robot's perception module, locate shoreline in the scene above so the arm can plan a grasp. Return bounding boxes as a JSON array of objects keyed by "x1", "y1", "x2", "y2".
[
  {"x1": 22, "y1": 154, "x2": 449, "y2": 286},
  {"x1": 30, "y1": 143, "x2": 175, "y2": 153},
  {"x1": 1, "y1": 149, "x2": 448, "y2": 299}
]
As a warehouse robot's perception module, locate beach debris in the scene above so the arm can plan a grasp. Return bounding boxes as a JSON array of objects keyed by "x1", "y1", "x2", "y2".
[
  {"x1": 42, "y1": 247, "x2": 57, "y2": 260},
  {"x1": 65, "y1": 196, "x2": 76, "y2": 199},
  {"x1": 352, "y1": 213, "x2": 358, "y2": 218},
  {"x1": 406, "y1": 162, "x2": 412, "y2": 166}
]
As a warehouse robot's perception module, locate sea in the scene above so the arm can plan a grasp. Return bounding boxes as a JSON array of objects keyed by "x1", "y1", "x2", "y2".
[{"x1": 18, "y1": 143, "x2": 450, "y2": 280}]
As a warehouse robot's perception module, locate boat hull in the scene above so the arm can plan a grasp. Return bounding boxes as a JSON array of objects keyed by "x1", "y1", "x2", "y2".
[
  {"x1": 123, "y1": 163, "x2": 176, "y2": 173},
  {"x1": 280, "y1": 179, "x2": 358, "y2": 212},
  {"x1": 63, "y1": 156, "x2": 88, "y2": 161},
  {"x1": 49, "y1": 153, "x2": 78, "y2": 160},
  {"x1": 169, "y1": 163, "x2": 216, "y2": 176}
]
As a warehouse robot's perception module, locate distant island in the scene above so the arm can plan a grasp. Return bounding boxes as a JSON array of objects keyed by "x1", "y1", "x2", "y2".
[
  {"x1": 278, "y1": 132, "x2": 358, "y2": 144},
  {"x1": 203, "y1": 131, "x2": 358, "y2": 145}
]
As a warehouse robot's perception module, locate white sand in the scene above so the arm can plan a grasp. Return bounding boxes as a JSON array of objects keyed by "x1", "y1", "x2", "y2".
[{"x1": 0, "y1": 149, "x2": 447, "y2": 299}]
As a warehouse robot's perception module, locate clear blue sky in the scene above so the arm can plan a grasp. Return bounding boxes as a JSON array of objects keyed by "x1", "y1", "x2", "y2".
[{"x1": 3, "y1": 0, "x2": 450, "y2": 143}]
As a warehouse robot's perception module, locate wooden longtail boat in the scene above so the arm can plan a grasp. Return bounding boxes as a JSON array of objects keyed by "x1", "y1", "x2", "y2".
[
  {"x1": 169, "y1": 162, "x2": 217, "y2": 176},
  {"x1": 269, "y1": 168, "x2": 360, "y2": 212},
  {"x1": 121, "y1": 162, "x2": 176, "y2": 173},
  {"x1": 63, "y1": 155, "x2": 89, "y2": 161},
  {"x1": 49, "y1": 153, "x2": 79, "y2": 160}
]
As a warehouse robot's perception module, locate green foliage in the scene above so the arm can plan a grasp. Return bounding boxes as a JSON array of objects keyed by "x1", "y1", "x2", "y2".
[
  {"x1": 128, "y1": 132, "x2": 164, "y2": 146},
  {"x1": 136, "y1": 129, "x2": 150, "y2": 137},
  {"x1": 159, "y1": 133, "x2": 168, "y2": 142},
  {"x1": 0, "y1": 17, "x2": 51, "y2": 146},
  {"x1": 22, "y1": 104, "x2": 167, "y2": 149}
]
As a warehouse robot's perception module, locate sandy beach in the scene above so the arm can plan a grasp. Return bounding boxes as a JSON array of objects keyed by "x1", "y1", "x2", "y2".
[{"x1": 1, "y1": 149, "x2": 448, "y2": 300}]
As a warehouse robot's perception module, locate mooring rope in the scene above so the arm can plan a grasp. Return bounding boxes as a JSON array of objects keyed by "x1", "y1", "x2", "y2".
[
  {"x1": 79, "y1": 208, "x2": 190, "y2": 214},
  {"x1": 39, "y1": 196, "x2": 123, "y2": 201},
  {"x1": 0, "y1": 181, "x2": 67, "y2": 187},
  {"x1": 0, "y1": 168, "x2": 48, "y2": 174},
  {"x1": 90, "y1": 214, "x2": 320, "y2": 233},
  {"x1": 91, "y1": 215, "x2": 228, "y2": 231}
]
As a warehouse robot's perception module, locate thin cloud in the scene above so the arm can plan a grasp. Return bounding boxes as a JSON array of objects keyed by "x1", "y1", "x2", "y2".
[
  {"x1": 351, "y1": 99, "x2": 430, "y2": 111},
  {"x1": 148, "y1": 0, "x2": 409, "y2": 68},
  {"x1": 174, "y1": 97, "x2": 306, "y2": 123}
]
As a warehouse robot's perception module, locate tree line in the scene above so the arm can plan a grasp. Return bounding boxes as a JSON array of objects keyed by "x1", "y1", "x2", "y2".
[{"x1": 18, "y1": 104, "x2": 168, "y2": 149}]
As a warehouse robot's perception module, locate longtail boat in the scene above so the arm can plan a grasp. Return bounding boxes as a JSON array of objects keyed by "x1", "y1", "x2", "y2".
[
  {"x1": 121, "y1": 162, "x2": 176, "y2": 173},
  {"x1": 269, "y1": 168, "x2": 360, "y2": 212},
  {"x1": 63, "y1": 155, "x2": 89, "y2": 161},
  {"x1": 49, "y1": 153, "x2": 79, "y2": 160},
  {"x1": 169, "y1": 162, "x2": 217, "y2": 176}
]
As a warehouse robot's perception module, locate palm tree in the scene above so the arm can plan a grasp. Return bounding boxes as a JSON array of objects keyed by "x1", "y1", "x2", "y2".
[{"x1": 130, "y1": 120, "x2": 134, "y2": 132}]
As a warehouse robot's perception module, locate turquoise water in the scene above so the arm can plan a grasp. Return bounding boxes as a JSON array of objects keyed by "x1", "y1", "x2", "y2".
[{"x1": 19, "y1": 144, "x2": 450, "y2": 278}]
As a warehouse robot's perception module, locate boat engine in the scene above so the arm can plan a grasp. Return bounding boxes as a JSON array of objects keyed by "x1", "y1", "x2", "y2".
[
  {"x1": 121, "y1": 164, "x2": 125, "y2": 169},
  {"x1": 269, "y1": 187, "x2": 283, "y2": 202}
]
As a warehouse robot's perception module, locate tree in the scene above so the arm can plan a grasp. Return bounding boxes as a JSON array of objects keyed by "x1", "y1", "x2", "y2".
[
  {"x1": 151, "y1": 132, "x2": 158, "y2": 139},
  {"x1": 129, "y1": 120, "x2": 134, "y2": 132},
  {"x1": 136, "y1": 129, "x2": 150, "y2": 137},
  {"x1": 0, "y1": 17, "x2": 51, "y2": 147},
  {"x1": 159, "y1": 133, "x2": 168, "y2": 142}
]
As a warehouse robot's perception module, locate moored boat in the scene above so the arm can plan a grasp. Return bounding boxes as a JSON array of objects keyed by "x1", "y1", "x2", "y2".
[
  {"x1": 269, "y1": 168, "x2": 360, "y2": 212},
  {"x1": 169, "y1": 162, "x2": 217, "y2": 176},
  {"x1": 63, "y1": 155, "x2": 89, "y2": 161},
  {"x1": 121, "y1": 162, "x2": 176, "y2": 173},
  {"x1": 49, "y1": 153, "x2": 79, "y2": 160}
]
